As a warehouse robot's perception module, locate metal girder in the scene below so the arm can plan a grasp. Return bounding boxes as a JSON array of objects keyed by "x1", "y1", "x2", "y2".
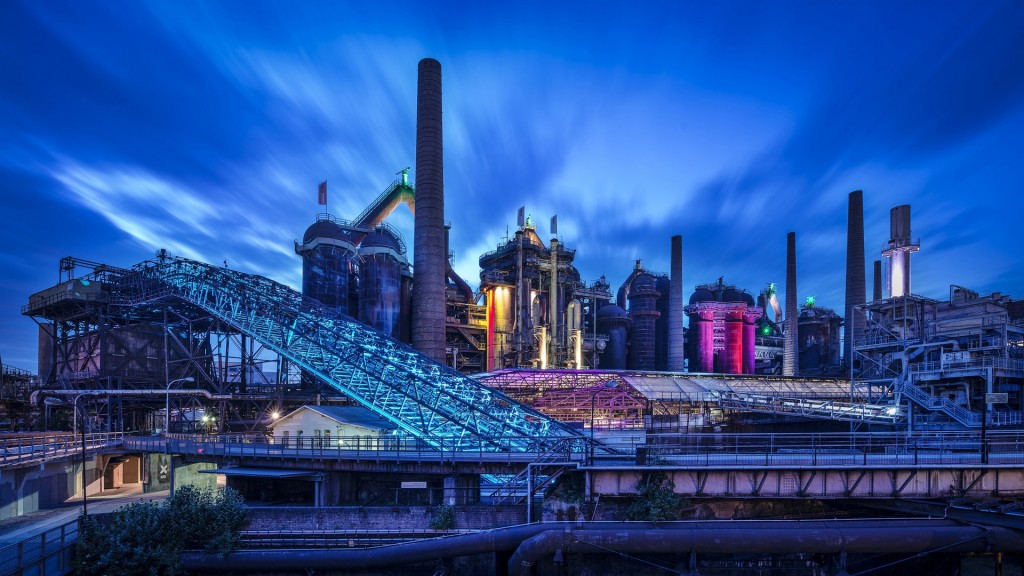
[{"x1": 116, "y1": 256, "x2": 580, "y2": 451}]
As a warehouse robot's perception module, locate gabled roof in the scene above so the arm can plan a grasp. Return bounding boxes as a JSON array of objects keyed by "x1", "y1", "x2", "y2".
[{"x1": 278, "y1": 405, "x2": 397, "y2": 431}]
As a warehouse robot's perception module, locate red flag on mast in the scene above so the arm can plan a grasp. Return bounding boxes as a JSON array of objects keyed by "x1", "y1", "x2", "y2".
[{"x1": 318, "y1": 180, "x2": 327, "y2": 205}]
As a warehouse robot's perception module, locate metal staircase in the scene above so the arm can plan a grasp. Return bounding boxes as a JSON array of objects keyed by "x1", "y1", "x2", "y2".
[
  {"x1": 894, "y1": 370, "x2": 981, "y2": 427},
  {"x1": 115, "y1": 256, "x2": 581, "y2": 451}
]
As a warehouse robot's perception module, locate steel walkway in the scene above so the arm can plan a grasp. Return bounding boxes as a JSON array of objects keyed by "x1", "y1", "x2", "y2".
[{"x1": 115, "y1": 256, "x2": 579, "y2": 452}]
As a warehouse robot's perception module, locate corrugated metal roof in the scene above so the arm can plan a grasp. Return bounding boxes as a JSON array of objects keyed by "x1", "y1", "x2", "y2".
[{"x1": 619, "y1": 374, "x2": 851, "y2": 401}]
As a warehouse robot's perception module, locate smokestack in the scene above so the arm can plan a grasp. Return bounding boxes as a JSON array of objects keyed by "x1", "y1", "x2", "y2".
[
  {"x1": 783, "y1": 232, "x2": 797, "y2": 376},
  {"x1": 884, "y1": 205, "x2": 919, "y2": 298},
  {"x1": 844, "y1": 190, "x2": 866, "y2": 368},
  {"x1": 873, "y1": 260, "x2": 882, "y2": 302},
  {"x1": 412, "y1": 58, "x2": 447, "y2": 362},
  {"x1": 668, "y1": 235, "x2": 685, "y2": 371},
  {"x1": 549, "y1": 237, "x2": 558, "y2": 367}
]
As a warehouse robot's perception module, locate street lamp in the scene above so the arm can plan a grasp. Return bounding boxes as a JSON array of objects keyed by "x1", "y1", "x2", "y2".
[
  {"x1": 589, "y1": 380, "x2": 619, "y2": 463},
  {"x1": 41, "y1": 396, "x2": 85, "y2": 514},
  {"x1": 165, "y1": 377, "x2": 195, "y2": 435},
  {"x1": 73, "y1": 395, "x2": 87, "y2": 517}
]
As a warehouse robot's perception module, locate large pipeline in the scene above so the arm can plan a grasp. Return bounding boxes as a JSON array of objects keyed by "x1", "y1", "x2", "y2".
[
  {"x1": 508, "y1": 522, "x2": 1022, "y2": 575},
  {"x1": 181, "y1": 519, "x2": 1024, "y2": 573}
]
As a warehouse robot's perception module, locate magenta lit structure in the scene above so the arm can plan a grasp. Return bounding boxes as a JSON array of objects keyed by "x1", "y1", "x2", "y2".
[{"x1": 685, "y1": 279, "x2": 763, "y2": 374}]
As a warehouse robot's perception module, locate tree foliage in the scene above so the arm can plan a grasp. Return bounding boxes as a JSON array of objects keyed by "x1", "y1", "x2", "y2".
[
  {"x1": 429, "y1": 503, "x2": 457, "y2": 530},
  {"x1": 624, "y1": 471, "x2": 688, "y2": 521},
  {"x1": 74, "y1": 485, "x2": 247, "y2": 576}
]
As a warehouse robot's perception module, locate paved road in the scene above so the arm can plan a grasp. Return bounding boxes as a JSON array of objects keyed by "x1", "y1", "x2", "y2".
[{"x1": 0, "y1": 485, "x2": 168, "y2": 546}]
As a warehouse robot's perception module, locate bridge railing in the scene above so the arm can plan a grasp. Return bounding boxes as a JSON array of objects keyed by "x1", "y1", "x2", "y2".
[
  {"x1": 0, "y1": 433, "x2": 124, "y2": 468},
  {"x1": 0, "y1": 518, "x2": 77, "y2": 576},
  {"x1": 118, "y1": 431, "x2": 1024, "y2": 469},
  {"x1": 633, "y1": 430, "x2": 1024, "y2": 467},
  {"x1": 124, "y1": 434, "x2": 589, "y2": 464}
]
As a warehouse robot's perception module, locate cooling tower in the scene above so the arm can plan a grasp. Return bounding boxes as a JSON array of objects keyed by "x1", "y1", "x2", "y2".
[
  {"x1": 783, "y1": 232, "x2": 797, "y2": 376},
  {"x1": 412, "y1": 58, "x2": 446, "y2": 362},
  {"x1": 668, "y1": 235, "x2": 685, "y2": 371},
  {"x1": 844, "y1": 190, "x2": 866, "y2": 368}
]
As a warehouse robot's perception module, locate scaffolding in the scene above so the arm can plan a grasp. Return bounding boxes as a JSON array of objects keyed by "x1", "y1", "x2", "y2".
[{"x1": 851, "y1": 287, "x2": 1024, "y2": 430}]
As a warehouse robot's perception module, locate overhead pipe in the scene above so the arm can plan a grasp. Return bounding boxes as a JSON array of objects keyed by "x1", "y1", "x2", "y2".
[
  {"x1": 31, "y1": 389, "x2": 235, "y2": 404},
  {"x1": 615, "y1": 260, "x2": 644, "y2": 309},
  {"x1": 444, "y1": 225, "x2": 475, "y2": 303},
  {"x1": 180, "y1": 520, "x2": 1024, "y2": 574}
]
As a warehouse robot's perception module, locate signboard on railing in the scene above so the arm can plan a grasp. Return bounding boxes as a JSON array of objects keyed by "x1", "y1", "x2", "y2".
[
  {"x1": 986, "y1": 393, "x2": 1009, "y2": 404},
  {"x1": 942, "y1": 351, "x2": 972, "y2": 366}
]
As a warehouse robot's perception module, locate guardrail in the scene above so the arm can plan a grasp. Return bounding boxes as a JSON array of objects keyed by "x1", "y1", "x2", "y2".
[
  {"x1": 630, "y1": 430, "x2": 1024, "y2": 468},
  {"x1": 124, "y1": 435, "x2": 589, "y2": 465},
  {"x1": 0, "y1": 519, "x2": 77, "y2": 576},
  {"x1": 119, "y1": 430, "x2": 1024, "y2": 469},
  {"x1": 0, "y1": 434, "x2": 124, "y2": 468}
]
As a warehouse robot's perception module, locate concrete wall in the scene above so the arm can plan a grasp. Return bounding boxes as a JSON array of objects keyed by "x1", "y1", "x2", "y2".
[
  {"x1": 173, "y1": 460, "x2": 218, "y2": 492},
  {"x1": 0, "y1": 459, "x2": 93, "y2": 521},
  {"x1": 243, "y1": 505, "x2": 526, "y2": 532},
  {"x1": 142, "y1": 453, "x2": 216, "y2": 494}
]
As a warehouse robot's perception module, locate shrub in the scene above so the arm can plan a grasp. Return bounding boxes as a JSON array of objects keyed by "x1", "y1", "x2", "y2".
[
  {"x1": 429, "y1": 503, "x2": 457, "y2": 530},
  {"x1": 624, "y1": 471, "x2": 688, "y2": 521},
  {"x1": 74, "y1": 485, "x2": 247, "y2": 575}
]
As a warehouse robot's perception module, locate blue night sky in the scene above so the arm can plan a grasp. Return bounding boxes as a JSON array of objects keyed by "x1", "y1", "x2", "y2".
[{"x1": 2, "y1": 1, "x2": 1023, "y2": 372}]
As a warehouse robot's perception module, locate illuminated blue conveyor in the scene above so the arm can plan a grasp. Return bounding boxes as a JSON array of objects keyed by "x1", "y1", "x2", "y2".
[{"x1": 117, "y1": 256, "x2": 580, "y2": 451}]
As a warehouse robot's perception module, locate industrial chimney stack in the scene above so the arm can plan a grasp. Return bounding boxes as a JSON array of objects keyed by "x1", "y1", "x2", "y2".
[
  {"x1": 412, "y1": 58, "x2": 447, "y2": 362},
  {"x1": 783, "y1": 232, "x2": 797, "y2": 376},
  {"x1": 844, "y1": 190, "x2": 866, "y2": 368},
  {"x1": 883, "y1": 205, "x2": 919, "y2": 298},
  {"x1": 668, "y1": 235, "x2": 685, "y2": 371}
]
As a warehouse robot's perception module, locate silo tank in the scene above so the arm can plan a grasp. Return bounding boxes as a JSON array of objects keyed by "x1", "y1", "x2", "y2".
[
  {"x1": 627, "y1": 272, "x2": 660, "y2": 370},
  {"x1": 297, "y1": 219, "x2": 356, "y2": 314},
  {"x1": 358, "y1": 228, "x2": 407, "y2": 338}
]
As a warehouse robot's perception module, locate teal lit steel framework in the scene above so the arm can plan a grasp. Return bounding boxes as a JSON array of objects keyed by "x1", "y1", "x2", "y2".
[{"x1": 116, "y1": 255, "x2": 580, "y2": 451}]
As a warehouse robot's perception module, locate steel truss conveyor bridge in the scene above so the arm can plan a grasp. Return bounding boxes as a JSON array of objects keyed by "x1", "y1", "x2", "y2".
[{"x1": 114, "y1": 256, "x2": 581, "y2": 452}]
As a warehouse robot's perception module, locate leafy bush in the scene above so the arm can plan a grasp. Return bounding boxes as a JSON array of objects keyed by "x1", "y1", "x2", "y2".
[
  {"x1": 429, "y1": 503, "x2": 457, "y2": 530},
  {"x1": 624, "y1": 471, "x2": 688, "y2": 521},
  {"x1": 74, "y1": 485, "x2": 247, "y2": 575},
  {"x1": 545, "y1": 472, "x2": 586, "y2": 505}
]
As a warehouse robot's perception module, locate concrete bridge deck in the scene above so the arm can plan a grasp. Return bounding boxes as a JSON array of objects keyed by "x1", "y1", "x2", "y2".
[{"x1": 5, "y1": 431, "x2": 1024, "y2": 501}]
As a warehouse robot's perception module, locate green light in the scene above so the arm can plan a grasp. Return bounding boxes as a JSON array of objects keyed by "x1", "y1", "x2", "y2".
[
  {"x1": 760, "y1": 325, "x2": 772, "y2": 336},
  {"x1": 805, "y1": 296, "x2": 816, "y2": 307}
]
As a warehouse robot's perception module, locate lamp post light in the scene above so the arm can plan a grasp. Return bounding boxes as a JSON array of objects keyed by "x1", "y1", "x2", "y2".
[
  {"x1": 165, "y1": 376, "x2": 195, "y2": 436},
  {"x1": 73, "y1": 395, "x2": 87, "y2": 517},
  {"x1": 41, "y1": 396, "x2": 85, "y2": 512},
  {"x1": 589, "y1": 380, "x2": 619, "y2": 464}
]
